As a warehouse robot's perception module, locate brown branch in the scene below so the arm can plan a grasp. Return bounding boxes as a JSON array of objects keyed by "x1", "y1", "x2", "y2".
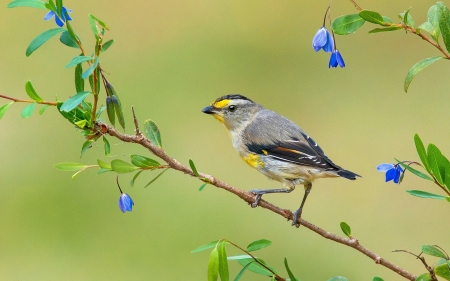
[
  {"x1": 95, "y1": 121, "x2": 417, "y2": 281},
  {"x1": 0, "y1": 94, "x2": 57, "y2": 106},
  {"x1": 348, "y1": 0, "x2": 362, "y2": 11}
]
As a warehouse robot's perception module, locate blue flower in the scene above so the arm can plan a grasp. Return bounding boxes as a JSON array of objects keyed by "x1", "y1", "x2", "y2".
[
  {"x1": 312, "y1": 27, "x2": 334, "y2": 52},
  {"x1": 44, "y1": 7, "x2": 72, "y2": 27},
  {"x1": 118, "y1": 193, "x2": 134, "y2": 213},
  {"x1": 329, "y1": 49, "x2": 345, "y2": 68},
  {"x1": 376, "y1": 163, "x2": 404, "y2": 184}
]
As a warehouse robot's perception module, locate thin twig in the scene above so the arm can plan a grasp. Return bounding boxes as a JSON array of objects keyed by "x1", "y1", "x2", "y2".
[
  {"x1": 95, "y1": 121, "x2": 417, "y2": 281},
  {"x1": 393, "y1": 250, "x2": 438, "y2": 280},
  {"x1": 0, "y1": 94, "x2": 57, "y2": 106}
]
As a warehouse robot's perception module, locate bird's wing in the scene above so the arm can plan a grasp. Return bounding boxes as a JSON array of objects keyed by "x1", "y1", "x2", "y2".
[{"x1": 243, "y1": 110, "x2": 341, "y2": 170}]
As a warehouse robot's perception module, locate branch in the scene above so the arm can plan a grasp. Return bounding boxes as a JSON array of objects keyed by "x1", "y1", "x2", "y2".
[
  {"x1": 0, "y1": 94, "x2": 57, "y2": 106},
  {"x1": 94, "y1": 121, "x2": 417, "y2": 281}
]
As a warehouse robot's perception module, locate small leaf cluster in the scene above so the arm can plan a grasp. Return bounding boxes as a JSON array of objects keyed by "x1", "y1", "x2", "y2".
[{"x1": 417, "y1": 245, "x2": 450, "y2": 281}]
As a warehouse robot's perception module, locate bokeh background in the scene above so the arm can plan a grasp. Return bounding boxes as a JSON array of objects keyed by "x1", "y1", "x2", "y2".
[{"x1": 0, "y1": 0, "x2": 449, "y2": 280}]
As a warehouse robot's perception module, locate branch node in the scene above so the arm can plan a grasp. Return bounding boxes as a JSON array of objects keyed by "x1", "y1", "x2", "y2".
[
  {"x1": 375, "y1": 256, "x2": 382, "y2": 264},
  {"x1": 131, "y1": 106, "x2": 141, "y2": 136}
]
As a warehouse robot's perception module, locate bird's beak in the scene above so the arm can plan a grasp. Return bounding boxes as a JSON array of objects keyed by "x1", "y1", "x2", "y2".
[{"x1": 202, "y1": 105, "x2": 217, "y2": 115}]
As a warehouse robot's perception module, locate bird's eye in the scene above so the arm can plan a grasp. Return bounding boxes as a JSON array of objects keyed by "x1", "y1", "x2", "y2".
[{"x1": 229, "y1": 105, "x2": 236, "y2": 112}]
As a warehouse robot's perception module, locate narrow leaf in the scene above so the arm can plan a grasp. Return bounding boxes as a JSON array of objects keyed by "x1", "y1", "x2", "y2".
[
  {"x1": 143, "y1": 119, "x2": 162, "y2": 148},
  {"x1": 191, "y1": 240, "x2": 219, "y2": 253},
  {"x1": 81, "y1": 140, "x2": 93, "y2": 157},
  {"x1": 359, "y1": 10, "x2": 384, "y2": 25},
  {"x1": 414, "y1": 134, "x2": 432, "y2": 173},
  {"x1": 327, "y1": 277, "x2": 348, "y2": 281},
  {"x1": 60, "y1": 91, "x2": 91, "y2": 112},
  {"x1": 218, "y1": 241, "x2": 229, "y2": 281},
  {"x1": 144, "y1": 168, "x2": 169, "y2": 187},
  {"x1": 331, "y1": 14, "x2": 365, "y2": 35},
  {"x1": 54, "y1": 162, "x2": 86, "y2": 171},
  {"x1": 372, "y1": 277, "x2": 384, "y2": 281},
  {"x1": 237, "y1": 259, "x2": 272, "y2": 277},
  {"x1": 113, "y1": 96, "x2": 125, "y2": 130},
  {"x1": 208, "y1": 248, "x2": 220, "y2": 281},
  {"x1": 416, "y1": 273, "x2": 432, "y2": 281},
  {"x1": 422, "y1": 245, "x2": 447, "y2": 259},
  {"x1": 106, "y1": 96, "x2": 116, "y2": 126},
  {"x1": 428, "y1": 5, "x2": 441, "y2": 42},
  {"x1": 82, "y1": 57, "x2": 99, "y2": 79},
  {"x1": 25, "y1": 81, "x2": 43, "y2": 102},
  {"x1": 72, "y1": 169, "x2": 86, "y2": 180},
  {"x1": 395, "y1": 160, "x2": 433, "y2": 181},
  {"x1": 101, "y1": 39, "x2": 115, "y2": 52},
  {"x1": 96, "y1": 105, "x2": 106, "y2": 119},
  {"x1": 0, "y1": 102, "x2": 14, "y2": 120},
  {"x1": 39, "y1": 104, "x2": 50, "y2": 115},
  {"x1": 340, "y1": 222, "x2": 352, "y2": 237},
  {"x1": 403, "y1": 8, "x2": 415, "y2": 28},
  {"x1": 130, "y1": 154, "x2": 160, "y2": 168},
  {"x1": 199, "y1": 183, "x2": 207, "y2": 191},
  {"x1": 103, "y1": 136, "x2": 110, "y2": 156},
  {"x1": 75, "y1": 64, "x2": 84, "y2": 93},
  {"x1": 21, "y1": 102, "x2": 36, "y2": 118},
  {"x1": 97, "y1": 168, "x2": 112, "y2": 175},
  {"x1": 59, "y1": 31, "x2": 78, "y2": 48},
  {"x1": 404, "y1": 56, "x2": 443, "y2": 92},
  {"x1": 284, "y1": 258, "x2": 299, "y2": 281},
  {"x1": 427, "y1": 144, "x2": 445, "y2": 185},
  {"x1": 89, "y1": 14, "x2": 109, "y2": 30},
  {"x1": 26, "y1": 28, "x2": 65, "y2": 56},
  {"x1": 97, "y1": 159, "x2": 111, "y2": 169},
  {"x1": 418, "y1": 22, "x2": 435, "y2": 36},
  {"x1": 227, "y1": 255, "x2": 253, "y2": 260},
  {"x1": 382, "y1": 16, "x2": 393, "y2": 23},
  {"x1": 233, "y1": 261, "x2": 254, "y2": 281},
  {"x1": 7, "y1": 0, "x2": 46, "y2": 9},
  {"x1": 247, "y1": 239, "x2": 272, "y2": 252},
  {"x1": 65, "y1": 56, "x2": 92, "y2": 69},
  {"x1": 130, "y1": 170, "x2": 143, "y2": 187},
  {"x1": 438, "y1": 3, "x2": 450, "y2": 53},
  {"x1": 189, "y1": 159, "x2": 200, "y2": 177},
  {"x1": 369, "y1": 27, "x2": 402, "y2": 33},
  {"x1": 74, "y1": 119, "x2": 87, "y2": 128},
  {"x1": 405, "y1": 190, "x2": 447, "y2": 200},
  {"x1": 111, "y1": 159, "x2": 139, "y2": 174}
]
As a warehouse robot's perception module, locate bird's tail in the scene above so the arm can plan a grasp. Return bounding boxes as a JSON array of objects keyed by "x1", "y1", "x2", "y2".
[{"x1": 337, "y1": 169, "x2": 361, "y2": 180}]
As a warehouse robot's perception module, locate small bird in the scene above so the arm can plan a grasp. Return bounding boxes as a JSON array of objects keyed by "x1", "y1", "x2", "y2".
[{"x1": 202, "y1": 94, "x2": 360, "y2": 227}]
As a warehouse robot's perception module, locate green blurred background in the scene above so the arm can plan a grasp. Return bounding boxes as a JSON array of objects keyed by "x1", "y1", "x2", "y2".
[{"x1": 0, "y1": 0, "x2": 449, "y2": 280}]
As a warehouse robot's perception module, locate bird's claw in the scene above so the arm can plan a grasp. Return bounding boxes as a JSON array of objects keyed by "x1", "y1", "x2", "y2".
[
  {"x1": 291, "y1": 208, "x2": 303, "y2": 228},
  {"x1": 248, "y1": 190, "x2": 263, "y2": 208}
]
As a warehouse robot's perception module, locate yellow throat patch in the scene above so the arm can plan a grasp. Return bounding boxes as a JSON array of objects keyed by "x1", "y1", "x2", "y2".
[{"x1": 241, "y1": 154, "x2": 264, "y2": 168}]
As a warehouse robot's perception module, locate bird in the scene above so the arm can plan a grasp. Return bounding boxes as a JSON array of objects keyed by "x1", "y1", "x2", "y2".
[{"x1": 202, "y1": 94, "x2": 360, "y2": 227}]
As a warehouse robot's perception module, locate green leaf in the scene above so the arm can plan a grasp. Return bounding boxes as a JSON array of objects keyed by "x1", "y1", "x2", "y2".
[
  {"x1": 372, "y1": 277, "x2": 384, "y2": 281},
  {"x1": 144, "y1": 168, "x2": 169, "y2": 187},
  {"x1": 227, "y1": 255, "x2": 253, "y2": 260},
  {"x1": 428, "y1": 5, "x2": 441, "y2": 42},
  {"x1": 416, "y1": 273, "x2": 432, "y2": 281},
  {"x1": 199, "y1": 183, "x2": 207, "y2": 191},
  {"x1": 75, "y1": 64, "x2": 84, "y2": 93},
  {"x1": 427, "y1": 144, "x2": 445, "y2": 185},
  {"x1": 143, "y1": 120, "x2": 162, "y2": 148},
  {"x1": 208, "y1": 247, "x2": 219, "y2": 281},
  {"x1": 97, "y1": 168, "x2": 112, "y2": 175},
  {"x1": 403, "y1": 8, "x2": 415, "y2": 28},
  {"x1": 435, "y1": 262, "x2": 450, "y2": 281},
  {"x1": 233, "y1": 261, "x2": 254, "y2": 281},
  {"x1": 54, "y1": 162, "x2": 87, "y2": 171},
  {"x1": 103, "y1": 136, "x2": 110, "y2": 156},
  {"x1": 191, "y1": 240, "x2": 219, "y2": 253},
  {"x1": 418, "y1": 22, "x2": 435, "y2": 36},
  {"x1": 81, "y1": 140, "x2": 93, "y2": 157},
  {"x1": 60, "y1": 91, "x2": 91, "y2": 112},
  {"x1": 96, "y1": 105, "x2": 106, "y2": 119},
  {"x1": 65, "y1": 56, "x2": 92, "y2": 69},
  {"x1": 405, "y1": 190, "x2": 447, "y2": 200},
  {"x1": 21, "y1": 102, "x2": 36, "y2": 118},
  {"x1": 106, "y1": 96, "x2": 116, "y2": 126},
  {"x1": 247, "y1": 239, "x2": 272, "y2": 252},
  {"x1": 284, "y1": 258, "x2": 299, "y2": 281},
  {"x1": 89, "y1": 14, "x2": 109, "y2": 30},
  {"x1": 101, "y1": 39, "x2": 115, "y2": 52},
  {"x1": 111, "y1": 159, "x2": 139, "y2": 174},
  {"x1": 395, "y1": 160, "x2": 433, "y2": 181},
  {"x1": 382, "y1": 16, "x2": 393, "y2": 23},
  {"x1": 74, "y1": 119, "x2": 87, "y2": 128},
  {"x1": 57, "y1": 102, "x2": 86, "y2": 125},
  {"x1": 369, "y1": 27, "x2": 402, "y2": 33},
  {"x1": 130, "y1": 170, "x2": 143, "y2": 187},
  {"x1": 237, "y1": 259, "x2": 272, "y2": 277},
  {"x1": 218, "y1": 241, "x2": 229, "y2": 281},
  {"x1": 438, "y1": 2, "x2": 450, "y2": 53},
  {"x1": 26, "y1": 28, "x2": 65, "y2": 56},
  {"x1": 25, "y1": 81, "x2": 43, "y2": 102},
  {"x1": 97, "y1": 159, "x2": 111, "y2": 169},
  {"x1": 55, "y1": 0, "x2": 62, "y2": 17},
  {"x1": 82, "y1": 57, "x2": 99, "y2": 79},
  {"x1": 130, "y1": 154, "x2": 160, "y2": 168},
  {"x1": 327, "y1": 277, "x2": 348, "y2": 281},
  {"x1": 113, "y1": 96, "x2": 125, "y2": 130},
  {"x1": 72, "y1": 168, "x2": 86, "y2": 180},
  {"x1": 331, "y1": 14, "x2": 365, "y2": 35},
  {"x1": 340, "y1": 222, "x2": 351, "y2": 237},
  {"x1": 404, "y1": 56, "x2": 443, "y2": 92},
  {"x1": 59, "y1": 31, "x2": 78, "y2": 48},
  {"x1": 7, "y1": 0, "x2": 46, "y2": 9},
  {"x1": 38, "y1": 104, "x2": 50, "y2": 115},
  {"x1": 359, "y1": 10, "x2": 384, "y2": 25},
  {"x1": 189, "y1": 159, "x2": 200, "y2": 177},
  {"x1": 414, "y1": 134, "x2": 432, "y2": 173},
  {"x1": 422, "y1": 245, "x2": 447, "y2": 259},
  {"x1": 0, "y1": 102, "x2": 14, "y2": 120}
]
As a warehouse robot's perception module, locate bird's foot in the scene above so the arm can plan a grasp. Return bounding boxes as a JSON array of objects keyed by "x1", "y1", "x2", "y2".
[
  {"x1": 248, "y1": 190, "x2": 264, "y2": 208},
  {"x1": 291, "y1": 208, "x2": 303, "y2": 228}
]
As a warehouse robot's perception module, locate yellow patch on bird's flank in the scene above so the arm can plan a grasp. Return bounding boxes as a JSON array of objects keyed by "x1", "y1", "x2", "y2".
[
  {"x1": 214, "y1": 99, "x2": 230, "y2": 109},
  {"x1": 241, "y1": 154, "x2": 264, "y2": 168},
  {"x1": 262, "y1": 150, "x2": 268, "y2": 155},
  {"x1": 213, "y1": 115, "x2": 224, "y2": 123}
]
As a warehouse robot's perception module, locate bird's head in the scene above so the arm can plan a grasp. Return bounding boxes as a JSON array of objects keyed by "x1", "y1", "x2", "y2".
[{"x1": 202, "y1": 95, "x2": 261, "y2": 131}]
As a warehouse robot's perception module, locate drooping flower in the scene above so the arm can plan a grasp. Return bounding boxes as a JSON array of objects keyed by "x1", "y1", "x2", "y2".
[
  {"x1": 312, "y1": 27, "x2": 334, "y2": 53},
  {"x1": 329, "y1": 49, "x2": 345, "y2": 68},
  {"x1": 376, "y1": 163, "x2": 404, "y2": 184},
  {"x1": 44, "y1": 7, "x2": 72, "y2": 27},
  {"x1": 118, "y1": 193, "x2": 134, "y2": 213}
]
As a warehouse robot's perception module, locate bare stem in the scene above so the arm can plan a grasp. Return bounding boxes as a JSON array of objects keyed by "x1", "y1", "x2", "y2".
[
  {"x1": 0, "y1": 94, "x2": 57, "y2": 106},
  {"x1": 95, "y1": 121, "x2": 417, "y2": 281},
  {"x1": 348, "y1": 0, "x2": 362, "y2": 11}
]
